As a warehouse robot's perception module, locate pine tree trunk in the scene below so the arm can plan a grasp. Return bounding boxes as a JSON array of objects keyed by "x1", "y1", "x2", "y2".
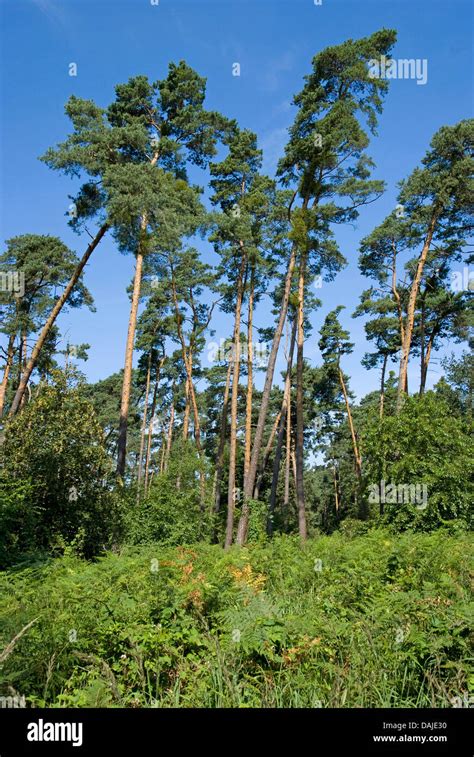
[
  {"x1": 244, "y1": 264, "x2": 255, "y2": 483},
  {"x1": 242, "y1": 244, "x2": 297, "y2": 500},
  {"x1": 9, "y1": 223, "x2": 109, "y2": 417},
  {"x1": 136, "y1": 350, "x2": 152, "y2": 502},
  {"x1": 253, "y1": 409, "x2": 282, "y2": 499},
  {"x1": 164, "y1": 400, "x2": 175, "y2": 472},
  {"x1": 0, "y1": 334, "x2": 15, "y2": 418},
  {"x1": 213, "y1": 359, "x2": 232, "y2": 514},
  {"x1": 268, "y1": 318, "x2": 297, "y2": 535},
  {"x1": 419, "y1": 327, "x2": 437, "y2": 395},
  {"x1": 396, "y1": 212, "x2": 439, "y2": 412},
  {"x1": 379, "y1": 353, "x2": 388, "y2": 419},
  {"x1": 225, "y1": 251, "x2": 247, "y2": 549},
  {"x1": 144, "y1": 359, "x2": 164, "y2": 494},
  {"x1": 284, "y1": 392, "x2": 292, "y2": 512},
  {"x1": 117, "y1": 241, "x2": 145, "y2": 477},
  {"x1": 339, "y1": 366, "x2": 362, "y2": 479},
  {"x1": 295, "y1": 257, "x2": 307, "y2": 542}
]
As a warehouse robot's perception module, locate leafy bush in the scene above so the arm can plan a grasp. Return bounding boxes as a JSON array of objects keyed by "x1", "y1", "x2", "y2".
[
  {"x1": 362, "y1": 393, "x2": 474, "y2": 530},
  {"x1": 0, "y1": 372, "x2": 121, "y2": 559},
  {"x1": 0, "y1": 477, "x2": 43, "y2": 568},
  {"x1": 123, "y1": 441, "x2": 212, "y2": 547}
]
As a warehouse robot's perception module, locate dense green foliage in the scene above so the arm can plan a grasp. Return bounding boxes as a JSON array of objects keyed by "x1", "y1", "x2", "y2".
[{"x1": 0, "y1": 531, "x2": 471, "y2": 708}]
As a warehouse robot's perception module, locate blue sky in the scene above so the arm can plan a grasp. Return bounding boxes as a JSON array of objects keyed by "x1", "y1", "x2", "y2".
[{"x1": 1, "y1": 0, "x2": 472, "y2": 398}]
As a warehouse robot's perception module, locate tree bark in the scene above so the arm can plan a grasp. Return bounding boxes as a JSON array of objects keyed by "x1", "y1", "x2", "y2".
[
  {"x1": 295, "y1": 256, "x2": 307, "y2": 542},
  {"x1": 136, "y1": 350, "x2": 152, "y2": 502},
  {"x1": 213, "y1": 359, "x2": 232, "y2": 514},
  {"x1": 242, "y1": 244, "x2": 297, "y2": 501},
  {"x1": 379, "y1": 353, "x2": 388, "y2": 419},
  {"x1": 396, "y1": 211, "x2": 440, "y2": 411},
  {"x1": 0, "y1": 334, "x2": 15, "y2": 417},
  {"x1": 117, "y1": 242, "x2": 145, "y2": 477},
  {"x1": 9, "y1": 223, "x2": 109, "y2": 417},
  {"x1": 267, "y1": 318, "x2": 297, "y2": 535},
  {"x1": 164, "y1": 399, "x2": 175, "y2": 472},
  {"x1": 144, "y1": 359, "x2": 164, "y2": 494},
  {"x1": 253, "y1": 409, "x2": 282, "y2": 500},
  {"x1": 244, "y1": 263, "x2": 255, "y2": 482},
  {"x1": 339, "y1": 365, "x2": 362, "y2": 480},
  {"x1": 225, "y1": 250, "x2": 247, "y2": 549}
]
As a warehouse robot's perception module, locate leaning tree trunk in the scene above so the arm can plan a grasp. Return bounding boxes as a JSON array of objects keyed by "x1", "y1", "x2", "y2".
[
  {"x1": 253, "y1": 409, "x2": 282, "y2": 500},
  {"x1": 242, "y1": 244, "x2": 297, "y2": 502},
  {"x1": 339, "y1": 365, "x2": 362, "y2": 480},
  {"x1": 267, "y1": 318, "x2": 296, "y2": 535},
  {"x1": 0, "y1": 334, "x2": 15, "y2": 418},
  {"x1": 295, "y1": 256, "x2": 307, "y2": 542},
  {"x1": 225, "y1": 251, "x2": 247, "y2": 549},
  {"x1": 396, "y1": 211, "x2": 440, "y2": 412},
  {"x1": 9, "y1": 223, "x2": 109, "y2": 416}
]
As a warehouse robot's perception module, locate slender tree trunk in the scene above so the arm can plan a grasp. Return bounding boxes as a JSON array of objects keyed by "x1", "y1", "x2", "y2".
[
  {"x1": 379, "y1": 353, "x2": 388, "y2": 419},
  {"x1": 182, "y1": 379, "x2": 191, "y2": 440},
  {"x1": 396, "y1": 211, "x2": 440, "y2": 411},
  {"x1": 295, "y1": 256, "x2": 307, "y2": 542},
  {"x1": 117, "y1": 237, "x2": 146, "y2": 477},
  {"x1": 284, "y1": 393, "x2": 292, "y2": 511},
  {"x1": 420, "y1": 327, "x2": 437, "y2": 395},
  {"x1": 144, "y1": 359, "x2": 164, "y2": 494},
  {"x1": 136, "y1": 350, "x2": 152, "y2": 502},
  {"x1": 9, "y1": 223, "x2": 109, "y2": 417},
  {"x1": 242, "y1": 244, "x2": 297, "y2": 500},
  {"x1": 19, "y1": 333, "x2": 28, "y2": 409},
  {"x1": 244, "y1": 264, "x2": 255, "y2": 483},
  {"x1": 225, "y1": 251, "x2": 247, "y2": 549},
  {"x1": 213, "y1": 359, "x2": 232, "y2": 513},
  {"x1": 164, "y1": 399, "x2": 175, "y2": 472},
  {"x1": 253, "y1": 409, "x2": 282, "y2": 499},
  {"x1": 0, "y1": 334, "x2": 15, "y2": 417},
  {"x1": 268, "y1": 318, "x2": 297, "y2": 535},
  {"x1": 332, "y1": 465, "x2": 340, "y2": 514},
  {"x1": 339, "y1": 365, "x2": 362, "y2": 480}
]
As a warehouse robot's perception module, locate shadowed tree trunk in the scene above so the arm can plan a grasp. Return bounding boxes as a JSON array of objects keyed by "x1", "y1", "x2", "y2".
[{"x1": 213, "y1": 359, "x2": 232, "y2": 514}]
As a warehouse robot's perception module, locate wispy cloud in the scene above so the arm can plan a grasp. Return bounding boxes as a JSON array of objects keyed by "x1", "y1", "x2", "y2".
[
  {"x1": 258, "y1": 50, "x2": 295, "y2": 94},
  {"x1": 30, "y1": 0, "x2": 68, "y2": 29},
  {"x1": 260, "y1": 126, "x2": 289, "y2": 173}
]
